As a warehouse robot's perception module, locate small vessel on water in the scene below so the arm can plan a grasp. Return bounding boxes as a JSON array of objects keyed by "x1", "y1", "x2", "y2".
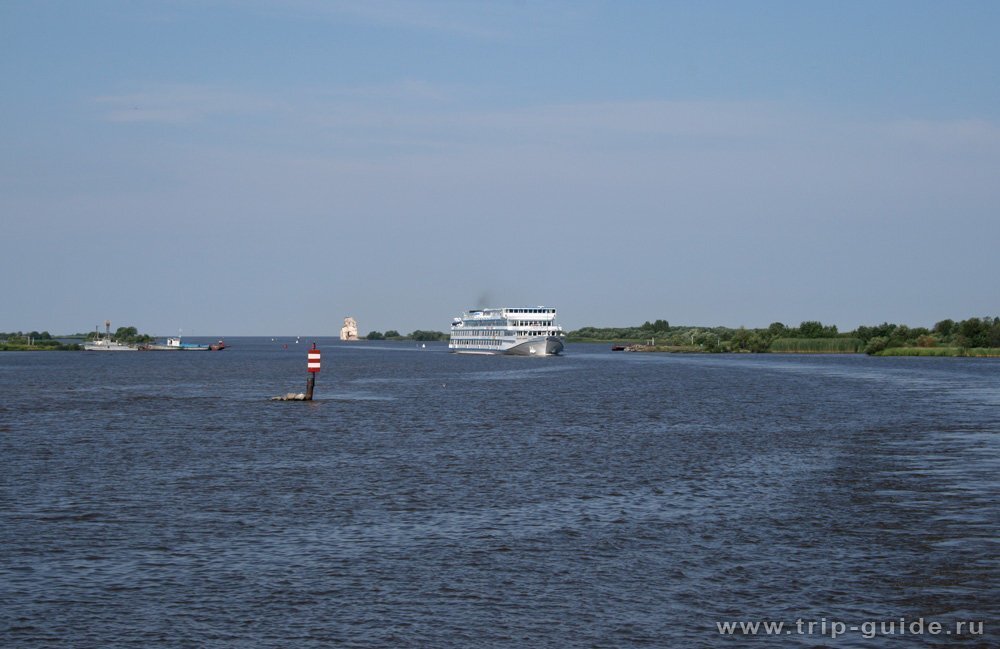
[
  {"x1": 449, "y1": 307, "x2": 565, "y2": 355},
  {"x1": 143, "y1": 336, "x2": 211, "y2": 351},
  {"x1": 83, "y1": 321, "x2": 138, "y2": 351},
  {"x1": 84, "y1": 337, "x2": 138, "y2": 351}
]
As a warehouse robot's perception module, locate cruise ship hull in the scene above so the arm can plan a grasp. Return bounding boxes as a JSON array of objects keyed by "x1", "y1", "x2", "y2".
[
  {"x1": 506, "y1": 336, "x2": 564, "y2": 356},
  {"x1": 451, "y1": 336, "x2": 564, "y2": 356}
]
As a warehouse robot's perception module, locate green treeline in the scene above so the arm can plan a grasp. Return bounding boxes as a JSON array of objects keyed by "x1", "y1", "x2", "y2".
[
  {"x1": 366, "y1": 329, "x2": 448, "y2": 341},
  {"x1": 567, "y1": 317, "x2": 1000, "y2": 356},
  {"x1": 2, "y1": 330, "x2": 55, "y2": 341},
  {"x1": 570, "y1": 319, "x2": 672, "y2": 342},
  {"x1": 855, "y1": 318, "x2": 1000, "y2": 355},
  {"x1": 0, "y1": 331, "x2": 80, "y2": 351},
  {"x1": 1, "y1": 325, "x2": 154, "y2": 351}
]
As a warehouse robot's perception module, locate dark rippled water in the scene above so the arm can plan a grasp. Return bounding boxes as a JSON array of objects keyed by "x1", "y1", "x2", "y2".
[{"x1": 1, "y1": 340, "x2": 997, "y2": 647}]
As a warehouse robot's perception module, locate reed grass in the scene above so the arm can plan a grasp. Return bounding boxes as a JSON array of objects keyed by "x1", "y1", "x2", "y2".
[
  {"x1": 965, "y1": 348, "x2": 1000, "y2": 357},
  {"x1": 769, "y1": 338, "x2": 862, "y2": 353},
  {"x1": 876, "y1": 347, "x2": 1000, "y2": 357},
  {"x1": 638, "y1": 345, "x2": 703, "y2": 353}
]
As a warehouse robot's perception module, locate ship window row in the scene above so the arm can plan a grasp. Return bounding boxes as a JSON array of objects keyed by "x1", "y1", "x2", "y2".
[
  {"x1": 506, "y1": 308, "x2": 555, "y2": 314},
  {"x1": 456, "y1": 329, "x2": 511, "y2": 337},
  {"x1": 451, "y1": 339, "x2": 503, "y2": 347},
  {"x1": 452, "y1": 329, "x2": 562, "y2": 341},
  {"x1": 460, "y1": 319, "x2": 555, "y2": 328}
]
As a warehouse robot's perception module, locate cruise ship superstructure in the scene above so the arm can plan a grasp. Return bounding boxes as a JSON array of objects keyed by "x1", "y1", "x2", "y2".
[{"x1": 449, "y1": 307, "x2": 565, "y2": 355}]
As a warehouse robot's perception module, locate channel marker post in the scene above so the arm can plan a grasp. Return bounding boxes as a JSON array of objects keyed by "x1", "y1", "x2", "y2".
[{"x1": 305, "y1": 343, "x2": 320, "y2": 400}]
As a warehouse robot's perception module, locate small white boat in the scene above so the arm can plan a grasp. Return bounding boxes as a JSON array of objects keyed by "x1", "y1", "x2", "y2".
[{"x1": 83, "y1": 338, "x2": 138, "y2": 351}]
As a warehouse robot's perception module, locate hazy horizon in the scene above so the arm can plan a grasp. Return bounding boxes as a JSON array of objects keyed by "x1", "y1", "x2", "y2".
[{"x1": 3, "y1": 2, "x2": 998, "y2": 336}]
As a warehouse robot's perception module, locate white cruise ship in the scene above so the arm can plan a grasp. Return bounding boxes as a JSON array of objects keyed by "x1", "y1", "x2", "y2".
[{"x1": 449, "y1": 307, "x2": 565, "y2": 355}]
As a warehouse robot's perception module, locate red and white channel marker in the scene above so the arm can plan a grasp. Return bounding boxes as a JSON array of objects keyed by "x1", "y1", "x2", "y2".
[{"x1": 307, "y1": 347, "x2": 321, "y2": 373}]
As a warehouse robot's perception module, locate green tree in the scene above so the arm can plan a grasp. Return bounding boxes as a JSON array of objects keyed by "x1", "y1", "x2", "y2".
[
  {"x1": 695, "y1": 332, "x2": 721, "y2": 352},
  {"x1": 384, "y1": 330, "x2": 400, "y2": 338},
  {"x1": 990, "y1": 318, "x2": 1000, "y2": 347},
  {"x1": 957, "y1": 318, "x2": 989, "y2": 348},
  {"x1": 856, "y1": 322, "x2": 897, "y2": 342},
  {"x1": 888, "y1": 324, "x2": 911, "y2": 348},
  {"x1": 798, "y1": 321, "x2": 824, "y2": 338},
  {"x1": 748, "y1": 333, "x2": 769, "y2": 353},
  {"x1": 864, "y1": 336, "x2": 889, "y2": 355},
  {"x1": 767, "y1": 322, "x2": 787, "y2": 337},
  {"x1": 115, "y1": 326, "x2": 138, "y2": 341},
  {"x1": 366, "y1": 331, "x2": 385, "y2": 340},
  {"x1": 730, "y1": 327, "x2": 753, "y2": 351},
  {"x1": 933, "y1": 319, "x2": 955, "y2": 337}
]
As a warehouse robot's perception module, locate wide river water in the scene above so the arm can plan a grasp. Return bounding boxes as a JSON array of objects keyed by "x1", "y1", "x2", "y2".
[{"x1": 1, "y1": 339, "x2": 997, "y2": 647}]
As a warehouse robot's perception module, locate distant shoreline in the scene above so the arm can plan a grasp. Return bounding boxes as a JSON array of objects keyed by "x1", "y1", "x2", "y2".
[
  {"x1": 572, "y1": 340, "x2": 1000, "y2": 357},
  {"x1": 4, "y1": 316, "x2": 999, "y2": 357}
]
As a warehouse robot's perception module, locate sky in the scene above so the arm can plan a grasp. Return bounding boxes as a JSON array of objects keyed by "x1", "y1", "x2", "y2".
[{"x1": 2, "y1": 0, "x2": 998, "y2": 336}]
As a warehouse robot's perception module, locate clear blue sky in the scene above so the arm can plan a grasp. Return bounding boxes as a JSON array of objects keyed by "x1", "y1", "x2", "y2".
[{"x1": 2, "y1": 1, "x2": 998, "y2": 335}]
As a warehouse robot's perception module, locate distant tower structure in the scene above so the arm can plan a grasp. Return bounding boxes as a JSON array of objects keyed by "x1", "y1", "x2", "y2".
[{"x1": 340, "y1": 317, "x2": 359, "y2": 341}]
